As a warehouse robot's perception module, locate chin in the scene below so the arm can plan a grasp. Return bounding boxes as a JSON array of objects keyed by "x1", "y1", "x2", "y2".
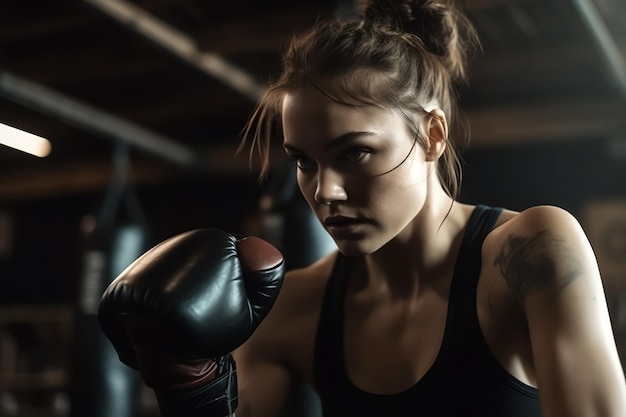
[{"x1": 334, "y1": 238, "x2": 380, "y2": 257}]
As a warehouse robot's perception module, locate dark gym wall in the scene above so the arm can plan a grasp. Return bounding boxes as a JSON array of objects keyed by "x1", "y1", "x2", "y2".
[{"x1": 460, "y1": 136, "x2": 626, "y2": 217}]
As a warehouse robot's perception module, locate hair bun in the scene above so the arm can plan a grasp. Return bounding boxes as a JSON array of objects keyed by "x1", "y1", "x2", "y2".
[
  {"x1": 360, "y1": 0, "x2": 478, "y2": 81},
  {"x1": 405, "y1": 2, "x2": 449, "y2": 56}
]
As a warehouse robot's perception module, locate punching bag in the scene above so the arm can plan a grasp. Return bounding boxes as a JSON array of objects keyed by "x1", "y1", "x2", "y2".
[
  {"x1": 259, "y1": 162, "x2": 336, "y2": 417},
  {"x1": 260, "y1": 162, "x2": 336, "y2": 270},
  {"x1": 68, "y1": 144, "x2": 149, "y2": 417}
]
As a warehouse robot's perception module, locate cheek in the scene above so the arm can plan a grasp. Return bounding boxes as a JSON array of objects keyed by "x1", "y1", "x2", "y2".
[
  {"x1": 367, "y1": 177, "x2": 423, "y2": 206},
  {"x1": 372, "y1": 151, "x2": 431, "y2": 193},
  {"x1": 365, "y1": 168, "x2": 430, "y2": 222},
  {"x1": 296, "y1": 172, "x2": 317, "y2": 205}
]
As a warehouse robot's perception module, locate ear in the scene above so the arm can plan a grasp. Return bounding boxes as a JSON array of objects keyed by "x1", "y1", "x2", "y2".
[{"x1": 424, "y1": 109, "x2": 448, "y2": 161}]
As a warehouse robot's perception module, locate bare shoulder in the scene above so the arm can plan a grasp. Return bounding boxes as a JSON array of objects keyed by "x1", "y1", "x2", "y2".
[
  {"x1": 484, "y1": 205, "x2": 597, "y2": 306},
  {"x1": 498, "y1": 205, "x2": 582, "y2": 230},
  {"x1": 251, "y1": 250, "x2": 339, "y2": 341},
  {"x1": 280, "y1": 252, "x2": 339, "y2": 306},
  {"x1": 236, "y1": 250, "x2": 340, "y2": 385},
  {"x1": 487, "y1": 205, "x2": 588, "y2": 253}
]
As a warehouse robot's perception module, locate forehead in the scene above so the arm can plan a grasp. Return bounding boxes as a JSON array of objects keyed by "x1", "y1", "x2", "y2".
[{"x1": 281, "y1": 85, "x2": 403, "y2": 146}]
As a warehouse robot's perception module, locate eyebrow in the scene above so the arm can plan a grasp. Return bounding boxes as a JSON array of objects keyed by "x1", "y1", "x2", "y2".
[{"x1": 283, "y1": 131, "x2": 377, "y2": 154}]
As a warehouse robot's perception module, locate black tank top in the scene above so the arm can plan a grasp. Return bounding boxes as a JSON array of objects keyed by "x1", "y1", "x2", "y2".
[{"x1": 313, "y1": 205, "x2": 541, "y2": 416}]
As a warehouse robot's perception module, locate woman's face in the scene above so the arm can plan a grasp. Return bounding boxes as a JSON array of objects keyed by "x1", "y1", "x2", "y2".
[{"x1": 281, "y1": 83, "x2": 437, "y2": 256}]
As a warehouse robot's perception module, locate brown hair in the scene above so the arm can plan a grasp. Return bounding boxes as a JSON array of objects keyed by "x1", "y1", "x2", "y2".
[{"x1": 240, "y1": 0, "x2": 479, "y2": 199}]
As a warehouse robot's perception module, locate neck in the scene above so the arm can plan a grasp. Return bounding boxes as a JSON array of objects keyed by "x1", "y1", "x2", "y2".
[{"x1": 353, "y1": 195, "x2": 468, "y2": 299}]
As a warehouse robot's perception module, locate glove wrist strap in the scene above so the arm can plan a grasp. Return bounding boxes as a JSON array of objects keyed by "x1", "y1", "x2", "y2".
[
  {"x1": 134, "y1": 347, "x2": 220, "y2": 390},
  {"x1": 157, "y1": 355, "x2": 238, "y2": 417},
  {"x1": 136, "y1": 351, "x2": 238, "y2": 417}
]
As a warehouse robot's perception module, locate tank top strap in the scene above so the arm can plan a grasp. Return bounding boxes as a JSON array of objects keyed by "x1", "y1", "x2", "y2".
[
  {"x1": 446, "y1": 204, "x2": 503, "y2": 348},
  {"x1": 314, "y1": 252, "x2": 352, "y2": 393}
]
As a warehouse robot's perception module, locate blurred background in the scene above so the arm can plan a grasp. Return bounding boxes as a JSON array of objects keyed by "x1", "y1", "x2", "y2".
[{"x1": 0, "y1": 0, "x2": 624, "y2": 415}]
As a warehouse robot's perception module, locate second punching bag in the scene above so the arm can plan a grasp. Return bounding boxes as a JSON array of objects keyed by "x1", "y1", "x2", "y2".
[
  {"x1": 68, "y1": 144, "x2": 149, "y2": 417},
  {"x1": 259, "y1": 162, "x2": 336, "y2": 417}
]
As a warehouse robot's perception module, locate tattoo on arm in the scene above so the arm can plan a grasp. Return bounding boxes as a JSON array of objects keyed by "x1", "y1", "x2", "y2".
[{"x1": 494, "y1": 230, "x2": 581, "y2": 303}]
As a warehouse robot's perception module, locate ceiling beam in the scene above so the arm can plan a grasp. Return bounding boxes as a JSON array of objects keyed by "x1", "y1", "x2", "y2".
[
  {"x1": 83, "y1": 0, "x2": 266, "y2": 101},
  {"x1": 5, "y1": 46, "x2": 174, "y2": 87},
  {"x1": 0, "y1": 142, "x2": 270, "y2": 201},
  {"x1": 0, "y1": 71, "x2": 198, "y2": 167},
  {"x1": 465, "y1": 0, "x2": 537, "y2": 10},
  {"x1": 0, "y1": 159, "x2": 178, "y2": 201},
  {"x1": 0, "y1": 15, "x2": 93, "y2": 42},
  {"x1": 193, "y1": 1, "x2": 540, "y2": 56},
  {"x1": 195, "y1": 7, "x2": 331, "y2": 55},
  {"x1": 467, "y1": 97, "x2": 626, "y2": 146},
  {"x1": 470, "y1": 42, "x2": 602, "y2": 78}
]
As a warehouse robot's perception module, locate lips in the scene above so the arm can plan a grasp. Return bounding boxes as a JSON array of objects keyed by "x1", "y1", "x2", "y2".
[
  {"x1": 323, "y1": 216, "x2": 369, "y2": 239},
  {"x1": 322, "y1": 216, "x2": 372, "y2": 239},
  {"x1": 323, "y1": 216, "x2": 363, "y2": 227}
]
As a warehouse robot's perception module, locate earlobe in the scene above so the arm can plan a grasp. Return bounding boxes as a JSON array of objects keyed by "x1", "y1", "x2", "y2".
[{"x1": 425, "y1": 109, "x2": 448, "y2": 161}]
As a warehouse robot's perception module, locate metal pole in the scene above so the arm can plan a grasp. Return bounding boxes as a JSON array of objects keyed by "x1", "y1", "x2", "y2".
[
  {"x1": 0, "y1": 71, "x2": 198, "y2": 167},
  {"x1": 572, "y1": 0, "x2": 626, "y2": 97}
]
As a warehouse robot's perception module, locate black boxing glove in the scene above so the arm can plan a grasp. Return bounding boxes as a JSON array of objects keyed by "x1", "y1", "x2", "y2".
[{"x1": 98, "y1": 228, "x2": 285, "y2": 417}]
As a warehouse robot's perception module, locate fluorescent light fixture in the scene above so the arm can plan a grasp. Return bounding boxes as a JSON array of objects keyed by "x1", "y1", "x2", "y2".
[{"x1": 0, "y1": 122, "x2": 51, "y2": 157}]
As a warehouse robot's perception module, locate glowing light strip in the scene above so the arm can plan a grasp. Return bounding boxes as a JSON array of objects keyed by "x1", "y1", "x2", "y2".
[
  {"x1": 0, "y1": 71, "x2": 195, "y2": 166},
  {"x1": 0, "y1": 122, "x2": 51, "y2": 157}
]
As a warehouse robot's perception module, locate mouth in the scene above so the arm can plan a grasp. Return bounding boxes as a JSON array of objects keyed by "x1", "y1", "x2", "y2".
[
  {"x1": 323, "y1": 216, "x2": 369, "y2": 236},
  {"x1": 324, "y1": 216, "x2": 362, "y2": 226}
]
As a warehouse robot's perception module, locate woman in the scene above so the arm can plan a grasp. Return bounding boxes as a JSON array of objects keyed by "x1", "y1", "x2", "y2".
[
  {"x1": 98, "y1": 0, "x2": 626, "y2": 415},
  {"x1": 233, "y1": 0, "x2": 626, "y2": 415}
]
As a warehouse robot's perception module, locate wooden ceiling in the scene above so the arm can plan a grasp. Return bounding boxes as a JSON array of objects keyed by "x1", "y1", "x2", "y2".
[{"x1": 0, "y1": 0, "x2": 625, "y2": 202}]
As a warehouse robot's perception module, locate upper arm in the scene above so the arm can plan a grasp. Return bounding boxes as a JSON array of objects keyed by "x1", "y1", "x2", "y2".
[
  {"x1": 232, "y1": 340, "x2": 297, "y2": 417},
  {"x1": 495, "y1": 205, "x2": 626, "y2": 417},
  {"x1": 231, "y1": 280, "x2": 299, "y2": 417},
  {"x1": 230, "y1": 259, "x2": 331, "y2": 417}
]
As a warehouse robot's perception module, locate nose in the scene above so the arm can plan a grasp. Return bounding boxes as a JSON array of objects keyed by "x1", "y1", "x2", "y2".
[{"x1": 314, "y1": 168, "x2": 347, "y2": 206}]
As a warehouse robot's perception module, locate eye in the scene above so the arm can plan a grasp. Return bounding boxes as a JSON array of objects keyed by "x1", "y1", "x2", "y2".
[
  {"x1": 345, "y1": 147, "x2": 371, "y2": 163},
  {"x1": 289, "y1": 155, "x2": 316, "y2": 171}
]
